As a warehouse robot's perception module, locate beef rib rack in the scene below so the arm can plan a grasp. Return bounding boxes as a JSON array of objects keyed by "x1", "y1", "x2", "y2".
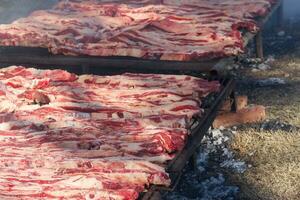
[
  {"x1": 0, "y1": 0, "x2": 277, "y2": 61},
  {"x1": 0, "y1": 66, "x2": 220, "y2": 199}
]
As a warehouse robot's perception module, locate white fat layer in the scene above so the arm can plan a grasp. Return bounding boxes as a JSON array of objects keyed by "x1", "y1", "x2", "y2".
[{"x1": 58, "y1": 176, "x2": 103, "y2": 189}]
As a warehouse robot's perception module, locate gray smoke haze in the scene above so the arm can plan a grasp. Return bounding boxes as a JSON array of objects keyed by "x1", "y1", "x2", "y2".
[
  {"x1": 284, "y1": 0, "x2": 300, "y2": 19},
  {"x1": 0, "y1": 0, "x2": 57, "y2": 23}
]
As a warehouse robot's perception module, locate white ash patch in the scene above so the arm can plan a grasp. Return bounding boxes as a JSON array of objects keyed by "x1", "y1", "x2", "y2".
[
  {"x1": 237, "y1": 119, "x2": 299, "y2": 133},
  {"x1": 165, "y1": 173, "x2": 239, "y2": 200},
  {"x1": 256, "y1": 63, "x2": 271, "y2": 71},
  {"x1": 277, "y1": 31, "x2": 286, "y2": 37},
  {"x1": 200, "y1": 128, "x2": 247, "y2": 174},
  {"x1": 238, "y1": 55, "x2": 275, "y2": 71},
  {"x1": 199, "y1": 174, "x2": 239, "y2": 200},
  {"x1": 220, "y1": 149, "x2": 247, "y2": 174},
  {"x1": 164, "y1": 128, "x2": 246, "y2": 199},
  {"x1": 220, "y1": 55, "x2": 276, "y2": 72},
  {"x1": 256, "y1": 78, "x2": 286, "y2": 86},
  {"x1": 238, "y1": 77, "x2": 287, "y2": 88}
]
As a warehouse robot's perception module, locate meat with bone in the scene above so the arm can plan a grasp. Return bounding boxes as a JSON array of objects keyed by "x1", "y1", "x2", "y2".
[
  {"x1": 0, "y1": 156, "x2": 170, "y2": 200},
  {"x1": 0, "y1": 117, "x2": 188, "y2": 158},
  {"x1": 0, "y1": 66, "x2": 220, "y2": 199},
  {"x1": 1, "y1": 66, "x2": 219, "y2": 119},
  {"x1": 0, "y1": 0, "x2": 277, "y2": 61}
]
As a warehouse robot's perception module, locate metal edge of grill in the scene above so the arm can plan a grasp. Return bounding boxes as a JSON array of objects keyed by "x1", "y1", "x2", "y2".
[{"x1": 138, "y1": 77, "x2": 236, "y2": 200}]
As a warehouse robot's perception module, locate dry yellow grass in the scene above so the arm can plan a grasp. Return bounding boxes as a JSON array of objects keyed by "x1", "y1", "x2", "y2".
[
  {"x1": 246, "y1": 56, "x2": 300, "y2": 82},
  {"x1": 245, "y1": 83, "x2": 300, "y2": 126},
  {"x1": 229, "y1": 130, "x2": 300, "y2": 200},
  {"x1": 227, "y1": 33, "x2": 300, "y2": 200}
]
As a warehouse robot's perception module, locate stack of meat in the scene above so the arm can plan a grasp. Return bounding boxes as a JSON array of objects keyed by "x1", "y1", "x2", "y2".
[
  {"x1": 0, "y1": 66, "x2": 220, "y2": 199},
  {"x1": 0, "y1": 0, "x2": 277, "y2": 61}
]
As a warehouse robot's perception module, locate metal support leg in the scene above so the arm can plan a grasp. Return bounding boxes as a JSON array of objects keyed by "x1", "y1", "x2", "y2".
[
  {"x1": 208, "y1": 70, "x2": 219, "y2": 81},
  {"x1": 230, "y1": 91, "x2": 238, "y2": 113},
  {"x1": 255, "y1": 31, "x2": 264, "y2": 60},
  {"x1": 189, "y1": 152, "x2": 198, "y2": 171}
]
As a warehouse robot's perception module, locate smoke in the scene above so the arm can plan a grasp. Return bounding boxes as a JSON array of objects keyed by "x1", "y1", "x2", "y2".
[
  {"x1": 284, "y1": 0, "x2": 300, "y2": 20},
  {"x1": 0, "y1": 0, "x2": 58, "y2": 23}
]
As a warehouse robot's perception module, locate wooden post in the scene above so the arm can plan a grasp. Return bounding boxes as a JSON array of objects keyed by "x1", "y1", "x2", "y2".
[{"x1": 255, "y1": 31, "x2": 264, "y2": 60}]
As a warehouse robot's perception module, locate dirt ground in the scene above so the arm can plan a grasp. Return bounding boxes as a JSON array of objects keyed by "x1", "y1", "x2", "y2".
[{"x1": 225, "y1": 20, "x2": 300, "y2": 200}]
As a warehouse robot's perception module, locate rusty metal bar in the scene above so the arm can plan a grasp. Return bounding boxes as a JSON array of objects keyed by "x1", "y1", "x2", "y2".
[{"x1": 0, "y1": 47, "x2": 219, "y2": 73}]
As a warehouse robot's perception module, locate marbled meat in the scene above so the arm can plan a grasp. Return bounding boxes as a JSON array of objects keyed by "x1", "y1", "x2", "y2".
[
  {"x1": 0, "y1": 0, "x2": 277, "y2": 61},
  {"x1": 0, "y1": 66, "x2": 220, "y2": 199}
]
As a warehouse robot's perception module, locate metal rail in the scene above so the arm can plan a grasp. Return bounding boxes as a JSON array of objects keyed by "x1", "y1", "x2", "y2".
[{"x1": 0, "y1": 46, "x2": 220, "y2": 73}]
